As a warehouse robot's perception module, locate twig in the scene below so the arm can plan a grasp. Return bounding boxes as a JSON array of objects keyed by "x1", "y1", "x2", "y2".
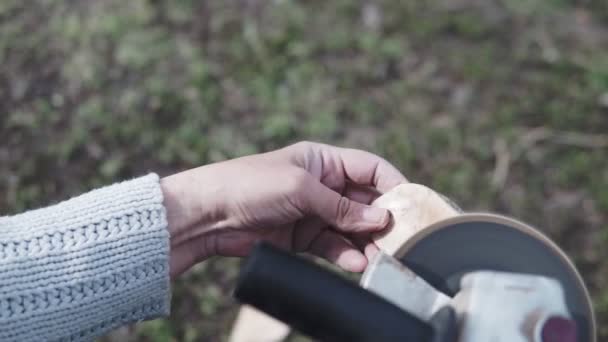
[
  {"x1": 493, "y1": 127, "x2": 607, "y2": 189},
  {"x1": 513, "y1": 127, "x2": 608, "y2": 158},
  {"x1": 552, "y1": 131, "x2": 608, "y2": 148},
  {"x1": 491, "y1": 138, "x2": 511, "y2": 190}
]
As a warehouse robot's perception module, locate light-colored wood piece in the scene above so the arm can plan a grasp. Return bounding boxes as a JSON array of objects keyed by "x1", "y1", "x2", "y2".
[
  {"x1": 229, "y1": 305, "x2": 291, "y2": 342},
  {"x1": 229, "y1": 183, "x2": 460, "y2": 342},
  {"x1": 371, "y1": 183, "x2": 460, "y2": 255}
]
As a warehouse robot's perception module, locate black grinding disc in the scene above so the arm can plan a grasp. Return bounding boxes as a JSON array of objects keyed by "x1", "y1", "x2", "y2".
[{"x1": 394, "y1": 214, "x2": 595, "y2": 342}]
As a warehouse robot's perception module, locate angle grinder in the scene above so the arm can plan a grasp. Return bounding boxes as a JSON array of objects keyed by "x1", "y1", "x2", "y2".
[{"x1": 232, "y1": 184, "x2": 595, "y2": 341}]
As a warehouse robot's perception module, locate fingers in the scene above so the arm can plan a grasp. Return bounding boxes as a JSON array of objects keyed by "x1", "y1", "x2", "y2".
[
  {"x1": 342, "y1": 182, "x2": 381, "y2": 205},
  {"x1": 287, "y1": 141, "x2": 406, "y2": 193},
  {"x1": 336, "y1": 147, "x2": 408, "y2": 193},
  {"x1": 343, "y1": 183, "x2": 381, "y2": 260},
  {"x1": 308, "y1": 230, "x2": 368, "y2": 272},
  {"x1": 351, "y1": 234, "x2": 380, "y2": 260},
  {"x1": 300, "y1": 175, "x2": 390, "y2": 233}
]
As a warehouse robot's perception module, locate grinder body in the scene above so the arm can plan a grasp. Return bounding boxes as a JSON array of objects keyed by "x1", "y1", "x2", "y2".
[
  {"x1": 362, "y1": 250, "x2": 576, "y2": 342},
  {"x1": 231, "y1": 184, "x2": 594, "y2": 342}
]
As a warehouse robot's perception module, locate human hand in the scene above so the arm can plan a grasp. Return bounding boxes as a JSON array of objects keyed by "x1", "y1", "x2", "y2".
[{"x1": 161, "y1": 141, "x2": 407, "y2": 277}]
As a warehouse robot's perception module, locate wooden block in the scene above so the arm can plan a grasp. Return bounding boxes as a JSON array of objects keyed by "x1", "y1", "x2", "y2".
[
  {"x1": 229, "y1": 305, "x2": 291, "y2": 342},
  {"x1": 371, "y1": 183, "x2": 460, "y2": 255}
]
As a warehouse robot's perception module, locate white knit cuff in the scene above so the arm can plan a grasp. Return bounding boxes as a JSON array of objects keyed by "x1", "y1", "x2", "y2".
[{"x1": 0, "y1": 174, "x2": 171, "y2": 341}]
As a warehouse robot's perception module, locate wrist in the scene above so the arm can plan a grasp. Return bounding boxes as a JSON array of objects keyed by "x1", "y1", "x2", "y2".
[
  {"x1": 161, "y1": 171, "x2": 201, "y2": 240},
  {"x1": 161, "y1": 166, "x2": 231, "y2": 254},
  {"x1": 162, "y1": 167, "x2": 227, "y2": 277}
]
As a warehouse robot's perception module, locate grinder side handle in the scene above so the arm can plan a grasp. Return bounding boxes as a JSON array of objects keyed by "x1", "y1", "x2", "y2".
[{"x1": 234, "y1": 242, "x2": 435, "y2": 342}]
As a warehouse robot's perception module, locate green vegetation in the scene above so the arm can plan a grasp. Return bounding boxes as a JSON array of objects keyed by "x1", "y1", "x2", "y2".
[{"x1": 1, "y1": 0, "x2": 607, "y2": 340}]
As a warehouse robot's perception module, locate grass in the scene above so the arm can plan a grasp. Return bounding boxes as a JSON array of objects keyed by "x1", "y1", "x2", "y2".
[{"x1": 1, "y1": 0, "x2": 607, "y2": 340}]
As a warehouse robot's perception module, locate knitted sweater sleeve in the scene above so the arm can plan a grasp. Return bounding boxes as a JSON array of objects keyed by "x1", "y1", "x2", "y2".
[{"x1": 0, "y1": 174, "x2": 171, "y2": 341}]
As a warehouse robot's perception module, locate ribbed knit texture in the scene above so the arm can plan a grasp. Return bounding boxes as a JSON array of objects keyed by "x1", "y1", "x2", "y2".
[{"x1": 0, "y1": 174, "x2": 171, "y2": 341}]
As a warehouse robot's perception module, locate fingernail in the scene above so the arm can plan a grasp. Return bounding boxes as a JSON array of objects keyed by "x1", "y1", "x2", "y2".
[
  {"x1": 341, "y1": 252, "x2": 367, "y2": 272},
  {"x1": 362, "y1": 207, "x2": 389, "y2": 226}
]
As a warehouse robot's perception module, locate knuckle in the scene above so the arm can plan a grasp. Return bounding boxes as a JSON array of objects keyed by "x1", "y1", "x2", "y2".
[
  {"x1": 335, "y1": 196, "x2": 352, "y2": 227},
  {"x1": 292, "y1": 141, "x2": 315, "y2": 151},
  {"x1": 285, "y1": 168, "x2": 311, "y2": 194},
  {"x1": 296, "y1": 140, "x2": 313, "y2": 147}
]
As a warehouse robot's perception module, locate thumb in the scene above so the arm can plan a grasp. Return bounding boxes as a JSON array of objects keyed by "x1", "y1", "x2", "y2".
[{"x1": 301, "y1": 176, "x2": 391, "y2": 233}]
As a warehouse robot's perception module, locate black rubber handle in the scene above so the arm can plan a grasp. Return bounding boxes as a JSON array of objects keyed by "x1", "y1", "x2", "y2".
[{"x1": 234, "y1": 242, "x2": 434, "y2": 342}]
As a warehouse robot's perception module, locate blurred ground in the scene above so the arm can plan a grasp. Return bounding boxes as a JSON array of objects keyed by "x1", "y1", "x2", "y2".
[{"x1": 1, "y1": 0, "x2": 607, "y2": 340}]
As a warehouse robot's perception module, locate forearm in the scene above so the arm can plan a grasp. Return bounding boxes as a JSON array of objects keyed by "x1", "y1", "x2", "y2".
[{"x1": 0, "y1": 174, "x2": 170, "y2": 341}]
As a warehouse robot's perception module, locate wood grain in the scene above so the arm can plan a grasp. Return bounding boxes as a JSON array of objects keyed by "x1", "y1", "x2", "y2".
[{"x1": 371, "y1": 183, "x2": 460, "y2": 254}]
